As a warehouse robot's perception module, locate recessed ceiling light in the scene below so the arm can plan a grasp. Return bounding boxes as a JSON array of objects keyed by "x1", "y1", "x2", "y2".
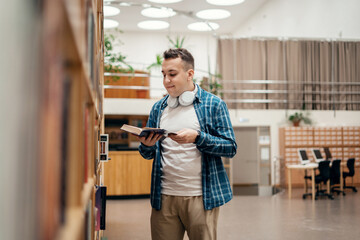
[
  {"x1": 119, "y1": 2, "x2": 131, "y2": 7},
  {"x1": 104, "y1": 19, "x2": 119, "y2": 29},
  {"x1": 206, "y1": 0, "x2": 245, "y2": 6},
  {"x1": 187, "y1": 22, "x2": 219, "y2": 32},
  {"x1": 104, "y1": 6, "x2": 120, "y2": 17},
  {"x1": 137, "y1": 20, "x2": 170, "y2": 30},
  {"x1": 196, "y1": 9, "x2": 231, "y2": 20},
  {"x1": 148, "y1": 0, "x2": 183, "y2": 4},
  {"x1": 141, "y1": 7, "x2": 176, "y2": 18}
]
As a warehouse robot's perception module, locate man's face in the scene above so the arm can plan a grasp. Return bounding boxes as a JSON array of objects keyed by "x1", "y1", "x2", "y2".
[{"x1": 162, "y1": 57, "x2": 193, "y2": 97}]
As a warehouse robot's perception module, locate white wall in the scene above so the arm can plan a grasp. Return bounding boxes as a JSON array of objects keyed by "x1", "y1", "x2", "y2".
[
  {"x1": 106, "y1": 30, "x2": 218, "y2": 98},
  {"x1": 234, "y1": 0, "x2": 360, "y2": 39}
]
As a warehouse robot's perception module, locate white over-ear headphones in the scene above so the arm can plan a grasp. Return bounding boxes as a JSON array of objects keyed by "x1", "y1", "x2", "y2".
[{"x1": 167, "y1": 85, "x2": 198, "y2": 108}]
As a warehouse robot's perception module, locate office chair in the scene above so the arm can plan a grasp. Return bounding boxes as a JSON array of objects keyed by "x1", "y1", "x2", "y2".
[
  {"x1": 324, "y1": 147, "x2": 332, "y2": 160},
  {"x1": 343, "y1": 158, "x2": 358, "y2": 193},
  {"x1": 303, "y1": 160, "x2": 334, "y2": 200},
  {"x1": 330, "y1": 159, "x2": 346, "y2": 196}
]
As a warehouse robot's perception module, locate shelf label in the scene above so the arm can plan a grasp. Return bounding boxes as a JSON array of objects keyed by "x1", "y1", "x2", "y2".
[{"x1": 100, "y1": 134, "x2": 109, "y2": 162}]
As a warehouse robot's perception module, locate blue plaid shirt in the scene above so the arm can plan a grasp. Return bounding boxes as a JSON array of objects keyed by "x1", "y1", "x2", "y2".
[{"x1": 139, "y1": 84, "x2": 237, "y2": 210}]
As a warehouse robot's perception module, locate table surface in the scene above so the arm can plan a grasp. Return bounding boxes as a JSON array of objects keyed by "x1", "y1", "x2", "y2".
[{"x1": 286, "y1": 163, "x2": 318, "y2": 169}]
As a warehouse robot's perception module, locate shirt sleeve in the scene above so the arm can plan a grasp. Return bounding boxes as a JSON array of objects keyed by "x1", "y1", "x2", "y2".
[
  {"x1": 138, "y1": 104, "x2": 158, "y2": 160},
  {"x1": 196, "y1": 100, "x2": 237, "y2": 158}
]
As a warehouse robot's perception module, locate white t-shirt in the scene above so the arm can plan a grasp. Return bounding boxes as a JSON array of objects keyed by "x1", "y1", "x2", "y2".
[{"x1": 160, "y1": 103, "x2": 202, "y2": 196}]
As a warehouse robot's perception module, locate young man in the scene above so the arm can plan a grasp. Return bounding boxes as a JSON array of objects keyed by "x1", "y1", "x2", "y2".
[{"x1": 138, "y1": 48, "x2": 237, "y2": 240}]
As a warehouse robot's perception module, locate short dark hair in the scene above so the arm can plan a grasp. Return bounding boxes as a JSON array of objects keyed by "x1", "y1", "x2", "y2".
[{"x1": 163, "y1": 48, "x2": 194, "y2": 71}]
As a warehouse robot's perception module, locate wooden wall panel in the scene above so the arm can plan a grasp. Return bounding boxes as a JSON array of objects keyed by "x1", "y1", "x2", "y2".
[
  {"x1": 104, "y1": 151, "x2": 153, "y2": 195},
  {"x1": 279, "y1": 126, "x2": 360, "y2": 188}
]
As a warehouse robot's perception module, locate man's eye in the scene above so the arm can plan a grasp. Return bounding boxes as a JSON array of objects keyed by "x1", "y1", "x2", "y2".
[{"x1": 170, "y1": 74, "x2": 176, "y2": 77}]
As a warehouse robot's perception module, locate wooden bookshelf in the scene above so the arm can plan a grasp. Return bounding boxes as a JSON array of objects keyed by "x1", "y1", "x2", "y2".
[
  {"x1": 38, "y1": 0, "x2": 105, "y2": 239},
  {"x1": 279, "y1": 127, "x2": 360, "y2": 187}
]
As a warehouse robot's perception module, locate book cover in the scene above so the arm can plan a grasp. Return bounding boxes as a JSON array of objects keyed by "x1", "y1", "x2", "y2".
[
  {"x1": 84, "y1": 107, "x2": 89, "y2": 183},
  {"x1": 100, "y1": 186, "x2": 107, "y2": 230},
  {"x1": 59, "y1": 75, "x2": 71, "y2": 224},
  {"x1": 95, "y1": 186, "x2": 107, "y2": 230},
  {"x1": 120, "y1": 124, "x2": 176, "y2": 138},
  {"x1": 95, "y1": 186, "x2": 101, "y2": 231}
]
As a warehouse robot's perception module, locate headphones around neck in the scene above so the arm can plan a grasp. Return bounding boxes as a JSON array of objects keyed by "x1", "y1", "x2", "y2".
[{"x1": 167, "y1": 85, "x2": 198, "y2": 108}]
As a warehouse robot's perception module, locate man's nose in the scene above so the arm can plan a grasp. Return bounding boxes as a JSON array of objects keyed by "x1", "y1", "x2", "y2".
[{"x1": 164, "y1": 75, "x2": 171, "y2": 82}]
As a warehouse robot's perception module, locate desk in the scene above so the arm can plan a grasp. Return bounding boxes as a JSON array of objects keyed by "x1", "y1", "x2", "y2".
[
  {"x1": 287, "y1": 163, "x2": 318, "y2": 200},
  {"x1": 287, "y1": 161, "x2": 345, "y2": 200}
]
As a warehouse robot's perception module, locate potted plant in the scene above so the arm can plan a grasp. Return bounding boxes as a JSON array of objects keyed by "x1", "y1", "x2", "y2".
[
  {"x1": 199, "y1": 72, "x2": 223, "y2": 97},
  {"x1": 167, "y1": 35, "x2": 185, "y2": 48},
  {"x1": 104, "y1": 30, "x2": 134, "y2": 78},
  {"x1": 288, "y1": 112, "x2": 312, "y2": 127},
  {"x1": 146, "y1": 54, "x2": 163, "y2": 73},
  {"x1": 146, "y1": 35, "x2": 185, "y2": 73}
]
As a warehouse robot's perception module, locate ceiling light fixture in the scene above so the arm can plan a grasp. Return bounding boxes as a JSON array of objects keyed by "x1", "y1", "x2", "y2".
[
  {"x1": 148, "y1": 0, "x2": 183, "y2": 4},
  {"x1": 104, "y1": 6, "x2": 120, "y2": 17},
  {"x1": 119, "y1": 2, "x2": 131, "y2": 7},
  {"x1": 104, "y1": 0, "x2": 116, "y2": 4},
  {"x1": 141, "y1": 7, "x2": 176, "y2": 18},
  {"x1": 196, "y1": 9, "x2": 231, "y2": 20},
  {"x1": 104, "y1": 19, "x2": 119, "y2": 28},
  {"x1": 137, "y1": 20, "x2": 170, "y2": 30},
  {"x1": 206, "y1": 0, "x2": 245, "y2": 6},
  {"x1": 187, "y1": 22, "x2": 219, "y2": 32}
]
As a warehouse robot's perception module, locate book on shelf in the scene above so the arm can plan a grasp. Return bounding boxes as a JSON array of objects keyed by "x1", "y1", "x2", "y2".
[
  {"x1": 120, "y1": 124, "x2": 177, "y2": 138},
  {"x1": 83, "y1": 106, "x2": 90, "y2": 183},
  {"x1": 95, "y1": 186, "x2": 107, "y2": 230}
]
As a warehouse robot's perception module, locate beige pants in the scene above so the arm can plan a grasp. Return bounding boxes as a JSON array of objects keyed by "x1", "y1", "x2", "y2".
[{"x1": 151, "y1": 195, "x2": 219, "y2": 240}]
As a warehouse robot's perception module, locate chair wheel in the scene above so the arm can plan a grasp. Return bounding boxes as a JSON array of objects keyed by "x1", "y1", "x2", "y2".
[
  {"x1": 353, "y1": 189, "x2": 357, "y2": 193},
  {"x1": 343, "y1": 192, "x2": 346, "y2": 196},
  {"x1": 302, "y1": 195, "x2": 306, "y2": 199},
  {"x1": 329, "y1": 195, "x2": 334, "y2": 200},
  {"x1": 315, "y1": 197, "x2": 318, "y2": 200}
]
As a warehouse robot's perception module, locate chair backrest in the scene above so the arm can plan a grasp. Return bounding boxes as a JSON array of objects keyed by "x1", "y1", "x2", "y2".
[
  {"x1": 324, "y1": 147, "x2": 332, "y2": 160},
  {"x1": 318, "y1": 160, "x2": 331, "y2": 183},
  {"x1": 298, "y1": 149, "x2": 310, "y2": 164},
  {"x1": 312, "y1": 149, "x2": 324, "y2": 163},
  {"x1": 330, "y1": 159, "x2": 341, "y2": 185},
  {"x1": 347, "y1": 158, "x2": 355, "y2": 176}
]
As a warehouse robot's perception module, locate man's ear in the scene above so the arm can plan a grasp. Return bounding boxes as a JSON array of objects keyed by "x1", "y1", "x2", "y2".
[{"x1": 187, "y1": 69, "x2": 194, "y2": 81}]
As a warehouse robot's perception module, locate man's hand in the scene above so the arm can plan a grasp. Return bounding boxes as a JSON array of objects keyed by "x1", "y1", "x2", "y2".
[
  {"x1": 169, "y1": 128, "x2": 198, "y2": 144},
  {"x1": 137, "y1": 132, "x2": 163, "y2": 147}
]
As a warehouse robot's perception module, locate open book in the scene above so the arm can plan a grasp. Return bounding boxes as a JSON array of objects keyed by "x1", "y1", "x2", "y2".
[{"x1": 120, "y1": 124, "x2": 177, "y2": 138}]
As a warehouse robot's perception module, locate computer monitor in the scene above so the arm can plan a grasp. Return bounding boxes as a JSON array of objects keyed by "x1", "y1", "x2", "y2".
[
  {"x1": 324, "y1": 147, "x2": 332, "y2": 160},
  {"x1": 312, "y1": 149, "x2": 324, "y2": 163},
  {"x1": 298, "y1": 149, "x2": 310, "y2": 165}
]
